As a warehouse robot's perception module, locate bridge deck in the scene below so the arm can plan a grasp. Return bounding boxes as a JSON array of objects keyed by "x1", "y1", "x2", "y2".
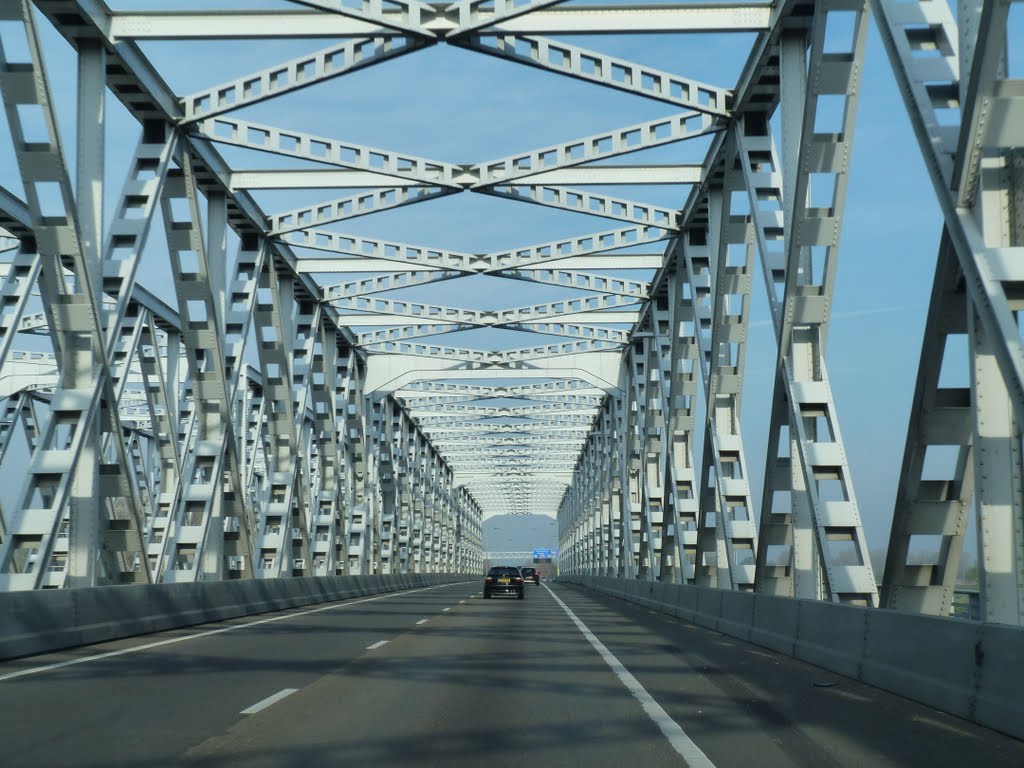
[{"x1": 1, "y1": 582, "x2": 1019, "y2": 766}]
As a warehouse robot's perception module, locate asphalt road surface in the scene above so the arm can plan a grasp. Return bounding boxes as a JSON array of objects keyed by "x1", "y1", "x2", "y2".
[{"x1": 2, "y1": 580, "x2": 1022, "y2": 767}]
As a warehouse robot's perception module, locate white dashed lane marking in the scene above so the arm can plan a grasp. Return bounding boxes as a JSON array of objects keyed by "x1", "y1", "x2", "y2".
[
  {"x1": 241, "y1": 688, "x2": 298, "y2": 715},
  {"x1": 366, "y1": 640, "x2": 389, "y2": 650},
  {"x1": 416, "y1": 619, "x2": 429, "y2": 625}
]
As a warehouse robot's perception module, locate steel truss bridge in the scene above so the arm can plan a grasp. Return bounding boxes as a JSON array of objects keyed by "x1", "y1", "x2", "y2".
[{"x1": 0, "y1": 0, "x2": 1020, "y2": 625}]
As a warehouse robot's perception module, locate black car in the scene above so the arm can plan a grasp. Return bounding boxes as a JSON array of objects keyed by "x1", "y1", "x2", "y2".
[
  {"x1": 520, "y1": 566, "x2": 540, "y2": 584},
  {"x1": 483, "y1": 566, "x2": 525, "y2": 599}
]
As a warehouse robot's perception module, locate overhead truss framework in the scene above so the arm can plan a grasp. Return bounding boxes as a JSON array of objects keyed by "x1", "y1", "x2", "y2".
[{"x1": 0, "y1": 0, "x2": 1020, "y2": 624}]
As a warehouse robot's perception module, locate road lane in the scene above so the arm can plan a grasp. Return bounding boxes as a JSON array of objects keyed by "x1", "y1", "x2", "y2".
[
  {"x1": 184, "y1": 581, "x2": 687, "y2": 768},
  {"x1": 0, "y1": 582, "x2": 475, "y2": 767},
  {"x1": 3, "y1": 579, "x2": 1023, "y2": 767},
  {"x1": 547, "y1": 582, "x2": 1024, "y2": 767}
]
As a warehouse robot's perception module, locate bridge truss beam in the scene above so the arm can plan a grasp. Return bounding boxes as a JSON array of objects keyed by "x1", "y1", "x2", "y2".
[{"x1": 0, "y1": 0, "x2": 1018, "y2": 628}]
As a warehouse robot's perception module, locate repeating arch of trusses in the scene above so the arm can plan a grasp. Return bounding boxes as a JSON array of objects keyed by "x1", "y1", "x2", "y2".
[{"x1": 0, "y1": 0, "x2": 1020, "y2": 625}]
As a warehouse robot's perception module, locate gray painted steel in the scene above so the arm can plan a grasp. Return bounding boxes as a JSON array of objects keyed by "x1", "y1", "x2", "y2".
[{"x1": 0, "y1": 0, "x2": 1019, "y2": 654}]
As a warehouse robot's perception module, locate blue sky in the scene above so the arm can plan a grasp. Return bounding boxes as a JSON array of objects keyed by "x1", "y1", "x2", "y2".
[{"x1": 1, "y1": 2, "x2": 954, "y2": 555}]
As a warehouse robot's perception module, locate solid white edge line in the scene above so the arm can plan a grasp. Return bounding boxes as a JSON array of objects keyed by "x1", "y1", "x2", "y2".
[
  {"x1": 0, "y1": 581, "x2": 472, "y2": 683},
  {"x1": 366, "y1": 640, "x2": 389, "y2": 650},
  {"x1": 240, "y1": 688, "x2": 298, "y2": 715},
  {"x1": 542, "y1": 583, "x2": 717, "y2": 768}
]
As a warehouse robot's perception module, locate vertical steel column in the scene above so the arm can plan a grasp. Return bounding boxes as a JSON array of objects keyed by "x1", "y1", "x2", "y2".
[
  {"x1": 743, "y1": 0, "x2": 877, "y2": 605},
  {"x1": 308, "y1": 323, "x2": 347, "y2": 575},
  {"x1": 874, "y1": 0, "x2": 1024, "y2": 619},
  {"x1": 682, "y1": 144, "x2": 759, "y2": 591},
  {"x1": 344, "y1": 355, "x2": 371, "y2": 574},
  {"x1": 626, "y1": 337, "x2": 654, "y2": 578},
  {"x1": 610, "y1": 391, "x2": 629, "y2": 576},
  {"x1": 251, "y1": 261, "x2": 314, "y2": 576},
  {"x1": 0, "y1": 3, "x2": 124, "y2": 588},
  {"x1": 665, "y1": 260, "x2": 701, "y2": 583},
  {"x1": 158, "y1": 155, "x2": 249, "y2": 581}
]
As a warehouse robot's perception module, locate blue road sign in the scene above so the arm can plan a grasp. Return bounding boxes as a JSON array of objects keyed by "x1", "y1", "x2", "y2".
[{"x1": 532, "y1": 548, "x2": 551, "y2": 559}]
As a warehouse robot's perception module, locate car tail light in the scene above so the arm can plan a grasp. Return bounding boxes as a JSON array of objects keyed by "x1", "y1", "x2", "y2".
[
  {"x1": 485, "y1": 576, "x2": 493, "y2": 583},
  {"x1": 514, "y1": 577, "x2": 522, "y2": 583}
]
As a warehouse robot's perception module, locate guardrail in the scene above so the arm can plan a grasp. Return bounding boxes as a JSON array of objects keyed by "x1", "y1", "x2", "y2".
[
  {"x1": 0, "y1": 573, "x2": 469, "y2": 661},
  {"x1": 562, "y1": 575, "x2": 1023, "y2": 742}
]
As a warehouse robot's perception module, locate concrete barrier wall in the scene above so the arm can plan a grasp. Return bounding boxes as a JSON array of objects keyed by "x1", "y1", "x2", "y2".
[
  {"x1": 561, "y1": 575, "x2": 1024, "y2": 741},
  {"x1": 0, "y1": 573, "x2": 469, "y2": 661}
]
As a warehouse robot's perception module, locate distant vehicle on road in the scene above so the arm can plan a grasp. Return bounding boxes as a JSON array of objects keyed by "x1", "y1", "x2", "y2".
[
  {"x1": 483, "y1": 566, "x2": 525, "y2": 599},
  {"x1": 520, "y1": 566, "x2": 540, "y2": 584}
]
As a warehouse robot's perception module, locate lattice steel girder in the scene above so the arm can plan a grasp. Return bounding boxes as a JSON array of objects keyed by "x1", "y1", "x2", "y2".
[
  {"x1": 322, "y1": 269, "x2": 468, "y2": 301},
  {"x1": 156, "y1": 155, "x2": 254, "y2": 583},
  {"x1": 465, "y1": 4, "x2": 772, "y2": 34},
  {"x1": 482, "y1": 184, "x2": 679, "y2": 228},
  {"x1": 408, "y1": 402, "x2": 597, "y2": 416},
  {"x1": 509, "y1": 165, "x2": 703, "y2": 186},
  {"x1": 482, "y1": 224, "x2": 671, "y2": 271},
  {"x1": 473, "y1": 111, "x2": 719, "y2": 187},
  {"x1": 422, "y1": 423, "x2": 592, "y2": 434},
  {"x1": 355, "y1": 323, "x2": 476, "y2": 346},
  {"x1": 331, "y1": 292, "x2": 641, "y2": 326},
  {"x1": 0, "y1": 183, "x2": 31, "y2": 240},
  {"x1": 31, "y1": 0, "x2": 371, "y2": 373},
  {"x1": 230, "y1": 170, "x2": 434, "y2": 189},
  {"x1": 0, "y1": 252, "x2": 42, "y2": 378},
  {"x1": 496, "y1": 269, "x2": 649, "y2": 299},
  {"x1": 338, "y1": 310, "x2": 639, "y2": 327},
  {"x1": 970, "y1": 306, "x2": 1024, "y2": 625},
  {"x1": 285, "y1": 230, "x2": 480, "y2": 271},
  {"x1": 362, "y1": 338, "x2": 624, "y2": 363},
  {"x1": 495, "y1": 323, "x2": 630, "y2": 344},
  {"x1": 872, "y1": 0, "x2": 1024, "y2": 422},
  {"x1": 875, "y1": 0, "x2": 1024, "y2": 616},
  {"x1": 268, "y1": 186, "x2": 456, "y2": 235},
  {"x1": 469, "y1": 479, "x2": 567, "y2": 489},
  {"x1": 398, "y1": 380, "x2": 604, "y2": 397},
  {"x1": 881, "y1": 235, "x2": 974, "y2": 616},
  {"x1": 399, "y1": 397, "x2": 602, "y2": 415},
  {"x1": 415, "y1": 411, "x2": 597, "y2": 427},
  {"x1": 444, "y1": 0, "x2": 569, "y2": 36},
  {"x1": 444, "y1": 446, "x2": 583, "y2": 458},
  {"x1": 231, "y1": 165, "x2": 702, "y2": 189},
  {"x1": 368, "y1": 358, "x2": 628, "y2": 395},
  {"x1": 455, "y1": 458, "x2": 580, "y2": 469},
  {"x1": 107, "y1": 5, "x2": 772, "y2": 39},
  {"x1": 739, "y1": 1, "x2": 879, "y2": 605},
  {"x1": 0, "y1": 6, "x2": 156, "y2": 589},
  {"x1": 194, "y1": 117, "x2": 466, "y2": 187},
  {"x1": 681, "y1": 140, "x2": 758, "y2": 592},
  {"x1": 623, "y1": 339, "x2": 655, "y2": 578},
  {"x1": 661, "y1": 265, "x2": 700, "y2": 583},
  {"x1": 432, "y1": 436, "x2": 586, "y2": 446},
  {"x1": 454, "y1": 33, "x2": 730, "y2": 116},
  {"x1": 288, "y1": 0, "x2": 439, "y2": 38},
  {"x1": 950, "y1": 0, "x2": 1015, "y2": 209},
  {"x1": 250, "y1": 259, "x2": 316, "y2": 578},
  {"x1": 296, "y1": 252, "x2": 665, "y2": 272},
  {"x1": 181, "y1": 36, "x2": 425, "y2": 123}
]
